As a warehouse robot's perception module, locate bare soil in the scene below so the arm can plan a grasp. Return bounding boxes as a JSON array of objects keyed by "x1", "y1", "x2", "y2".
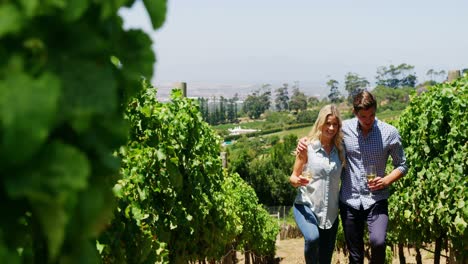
[
  {"x1": 237, "y1": 238, "x2": 448, "y2": 264},
  {"x1": 274, "y1": 238, "x2": 448, "y2": 264}
]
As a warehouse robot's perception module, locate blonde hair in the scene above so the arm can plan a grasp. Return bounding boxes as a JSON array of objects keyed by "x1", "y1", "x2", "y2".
[{"x1": 307, "y1": 104, "x2": 346, "y2": 167}]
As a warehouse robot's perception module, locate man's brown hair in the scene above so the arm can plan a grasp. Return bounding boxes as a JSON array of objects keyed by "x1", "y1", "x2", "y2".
[{"x1": 353, "y1": 90, "x2": 377, "y2": 112}]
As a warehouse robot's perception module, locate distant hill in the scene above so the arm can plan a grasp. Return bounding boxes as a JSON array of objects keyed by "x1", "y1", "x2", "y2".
[{"x1": 153, "y1": 81, "x2": 331, "y2": 101}]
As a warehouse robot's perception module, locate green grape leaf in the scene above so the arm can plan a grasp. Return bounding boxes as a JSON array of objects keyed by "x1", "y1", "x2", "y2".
[
  {"x1": 458, "y1": 199, "x2": 465, "y2": 209},
  {"x1": 114, "y1": 29, "x2": 155, "y2": 99},
  {"x1": 62, "y1": 0, "x2": 90, "y2": 22},
  {"x1": 98, "y1": 0, "x2": 129, "y2": 20},
  {"x1": 57, "y1": 234, "x2": 101, "y2": 263},
  {"x1": 454, "y1": 214, "x2": 467, "y2": 233},
  {"x1": 33, "y1": 201, "x2": 68, "y2": 260},
  {"x1": 5, "y1": 141, "x2": 90, "y2": 202},
  {"x1": 70, "y1": 177, "x2": 117, "y2": 239},
  {"x1": 0, "y1": 243, "x2": 21, "y2": 264},
  {"x1": 0, "y1": 71, "x2": 60, "y2": 166},
  {"x1": 404, "y1": 210, "x2": 412, "y2": 219},
  {"x1": 18, "y1": 0, "x2": 40, "y2": 17},
  {"x1": 5, "y1": 141, "x2": 91, "y2": 260},
  {"x1": 167, "y1": 158, "x2": 182, "y2": 191},
  {"x1": 43, "y1": 0, "x2": 66, "y2": 9},
  {"x1": 142, "y1": 0, "x2": 167, "y2": 30},
  {"x1": 57, "y1": 59, "x2": 117, "y2": 133},
  {"x1": 0, "y1": 4, "x2": 23, "y2": 37}
]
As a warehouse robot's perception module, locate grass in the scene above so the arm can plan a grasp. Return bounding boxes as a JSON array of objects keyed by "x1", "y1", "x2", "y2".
[
  {"x1": 213, "y1": 109, "x2": 403, "y2": 140},
  {"x1": 265, "y1": 126, "x2": 311, "y2": 139},
  {"x1": 377, "y1": 109, "x2": 403, "y2": 122},
  {"x1": 262, "y1": 109, "x2": 402, "y2": 139},
  {"x1": 212, "y1": 120, "x2": 266, "y2": 131}
]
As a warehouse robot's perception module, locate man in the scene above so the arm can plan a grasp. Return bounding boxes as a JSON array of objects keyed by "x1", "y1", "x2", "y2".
[{"x1": 297, "y1": 91, "x2": 408, "y2": 263}]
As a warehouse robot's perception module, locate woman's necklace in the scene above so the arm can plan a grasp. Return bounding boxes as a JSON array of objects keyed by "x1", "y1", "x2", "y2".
[{"x1": 321, "y1": 141, "x2": 332, "y2": 148}]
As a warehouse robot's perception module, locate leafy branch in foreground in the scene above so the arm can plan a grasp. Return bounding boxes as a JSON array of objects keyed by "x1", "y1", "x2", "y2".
[{"x1": 0, "y1": 1, "x2": 166, "y2": 263}]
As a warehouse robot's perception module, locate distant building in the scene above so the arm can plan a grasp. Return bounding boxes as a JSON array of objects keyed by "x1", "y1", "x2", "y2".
[{"x1": 228, "y1": 126, "x2": 259, "y2": 135}]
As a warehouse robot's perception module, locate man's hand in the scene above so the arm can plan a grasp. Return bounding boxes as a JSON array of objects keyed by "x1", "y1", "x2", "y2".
[
  {"x1": 296, "y1": 137, "x2": 308, "y2": 154},
  {"x1": 368, "y1": 177, "x2": 388, "y2": 191}
]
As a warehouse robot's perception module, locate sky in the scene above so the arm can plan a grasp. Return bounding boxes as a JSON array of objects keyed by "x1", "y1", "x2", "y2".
[{"x1": 119, "y1": 0, "x2": 468, "y2": 98}]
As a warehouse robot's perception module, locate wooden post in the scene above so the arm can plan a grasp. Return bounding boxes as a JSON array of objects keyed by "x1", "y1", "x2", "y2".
[
  {"x1": 174, "y1": 82, "x2": 187, "y2": 97},
  {"x1": 221, "y1": 152, "x2": 227, "y2": 168},
  {"x1": 447, "y1": 70, "x2": 461, "y2": 82}
]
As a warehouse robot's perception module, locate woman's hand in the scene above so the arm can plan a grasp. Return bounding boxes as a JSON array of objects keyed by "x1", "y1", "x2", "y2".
[
  {"x1": 291, "y1": 143, "x2": 309, "y2": 188},
  {"x1": 290, "y1": 174, "x2": 310, "y2": 187}
]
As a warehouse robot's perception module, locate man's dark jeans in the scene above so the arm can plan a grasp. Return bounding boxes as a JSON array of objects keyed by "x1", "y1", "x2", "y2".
[{"x1": 339, "y1": 200, "x2": 388, "y2": 264}]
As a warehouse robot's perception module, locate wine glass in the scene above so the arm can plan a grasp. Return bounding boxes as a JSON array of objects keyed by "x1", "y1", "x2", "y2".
[
  {"x1": 302, "y1": 165, "x2": 313, "y2": 182},
  {"x1": 366, "y1": 165, "x2": 376, "y2": 195}
]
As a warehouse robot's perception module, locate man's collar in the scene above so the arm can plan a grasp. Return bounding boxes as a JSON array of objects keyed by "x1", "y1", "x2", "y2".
[{"x1": 355, "y1": 118, "x2": 379, "y2": 132}]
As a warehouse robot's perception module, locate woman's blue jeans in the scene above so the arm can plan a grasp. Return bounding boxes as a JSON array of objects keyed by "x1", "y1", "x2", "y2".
[{"x1": 293, "y1": 203, "x2": 338, "y2": 264}]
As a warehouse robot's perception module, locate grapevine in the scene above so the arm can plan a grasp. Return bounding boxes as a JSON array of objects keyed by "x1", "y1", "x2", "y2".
[
  {"x1": 99, "y1": 81, "x2": 278, "y2": 262},
  {"x1": 389, "y1": 74, "x2": 467, "y2": 261}
]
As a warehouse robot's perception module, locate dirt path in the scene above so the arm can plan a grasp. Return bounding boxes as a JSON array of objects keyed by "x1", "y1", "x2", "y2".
[
  {"x1": 238, "y1": 238, "x2": 448, "y2": 264},
  {"x1": 275, "y1": 238, "x2": 306, "y2": 263},
  {"x1": 275, "y1": 238, "x2": 448, "y2": 264}
]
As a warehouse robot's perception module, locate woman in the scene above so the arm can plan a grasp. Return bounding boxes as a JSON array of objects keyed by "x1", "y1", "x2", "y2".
[{"x1": 289, "y1": 104, "x2": 345, "y2": 264}]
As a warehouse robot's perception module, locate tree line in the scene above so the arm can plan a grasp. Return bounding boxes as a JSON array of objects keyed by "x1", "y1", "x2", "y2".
[
  {"x1": 198, "y1": 95, "x2": 240, "y2": 125},
  {"x1": 198, "y1": 82, "x2": 316, "y2": 125},
  {"x1": 199, "y1": 63, "x2": 454, "y2": 125}
]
